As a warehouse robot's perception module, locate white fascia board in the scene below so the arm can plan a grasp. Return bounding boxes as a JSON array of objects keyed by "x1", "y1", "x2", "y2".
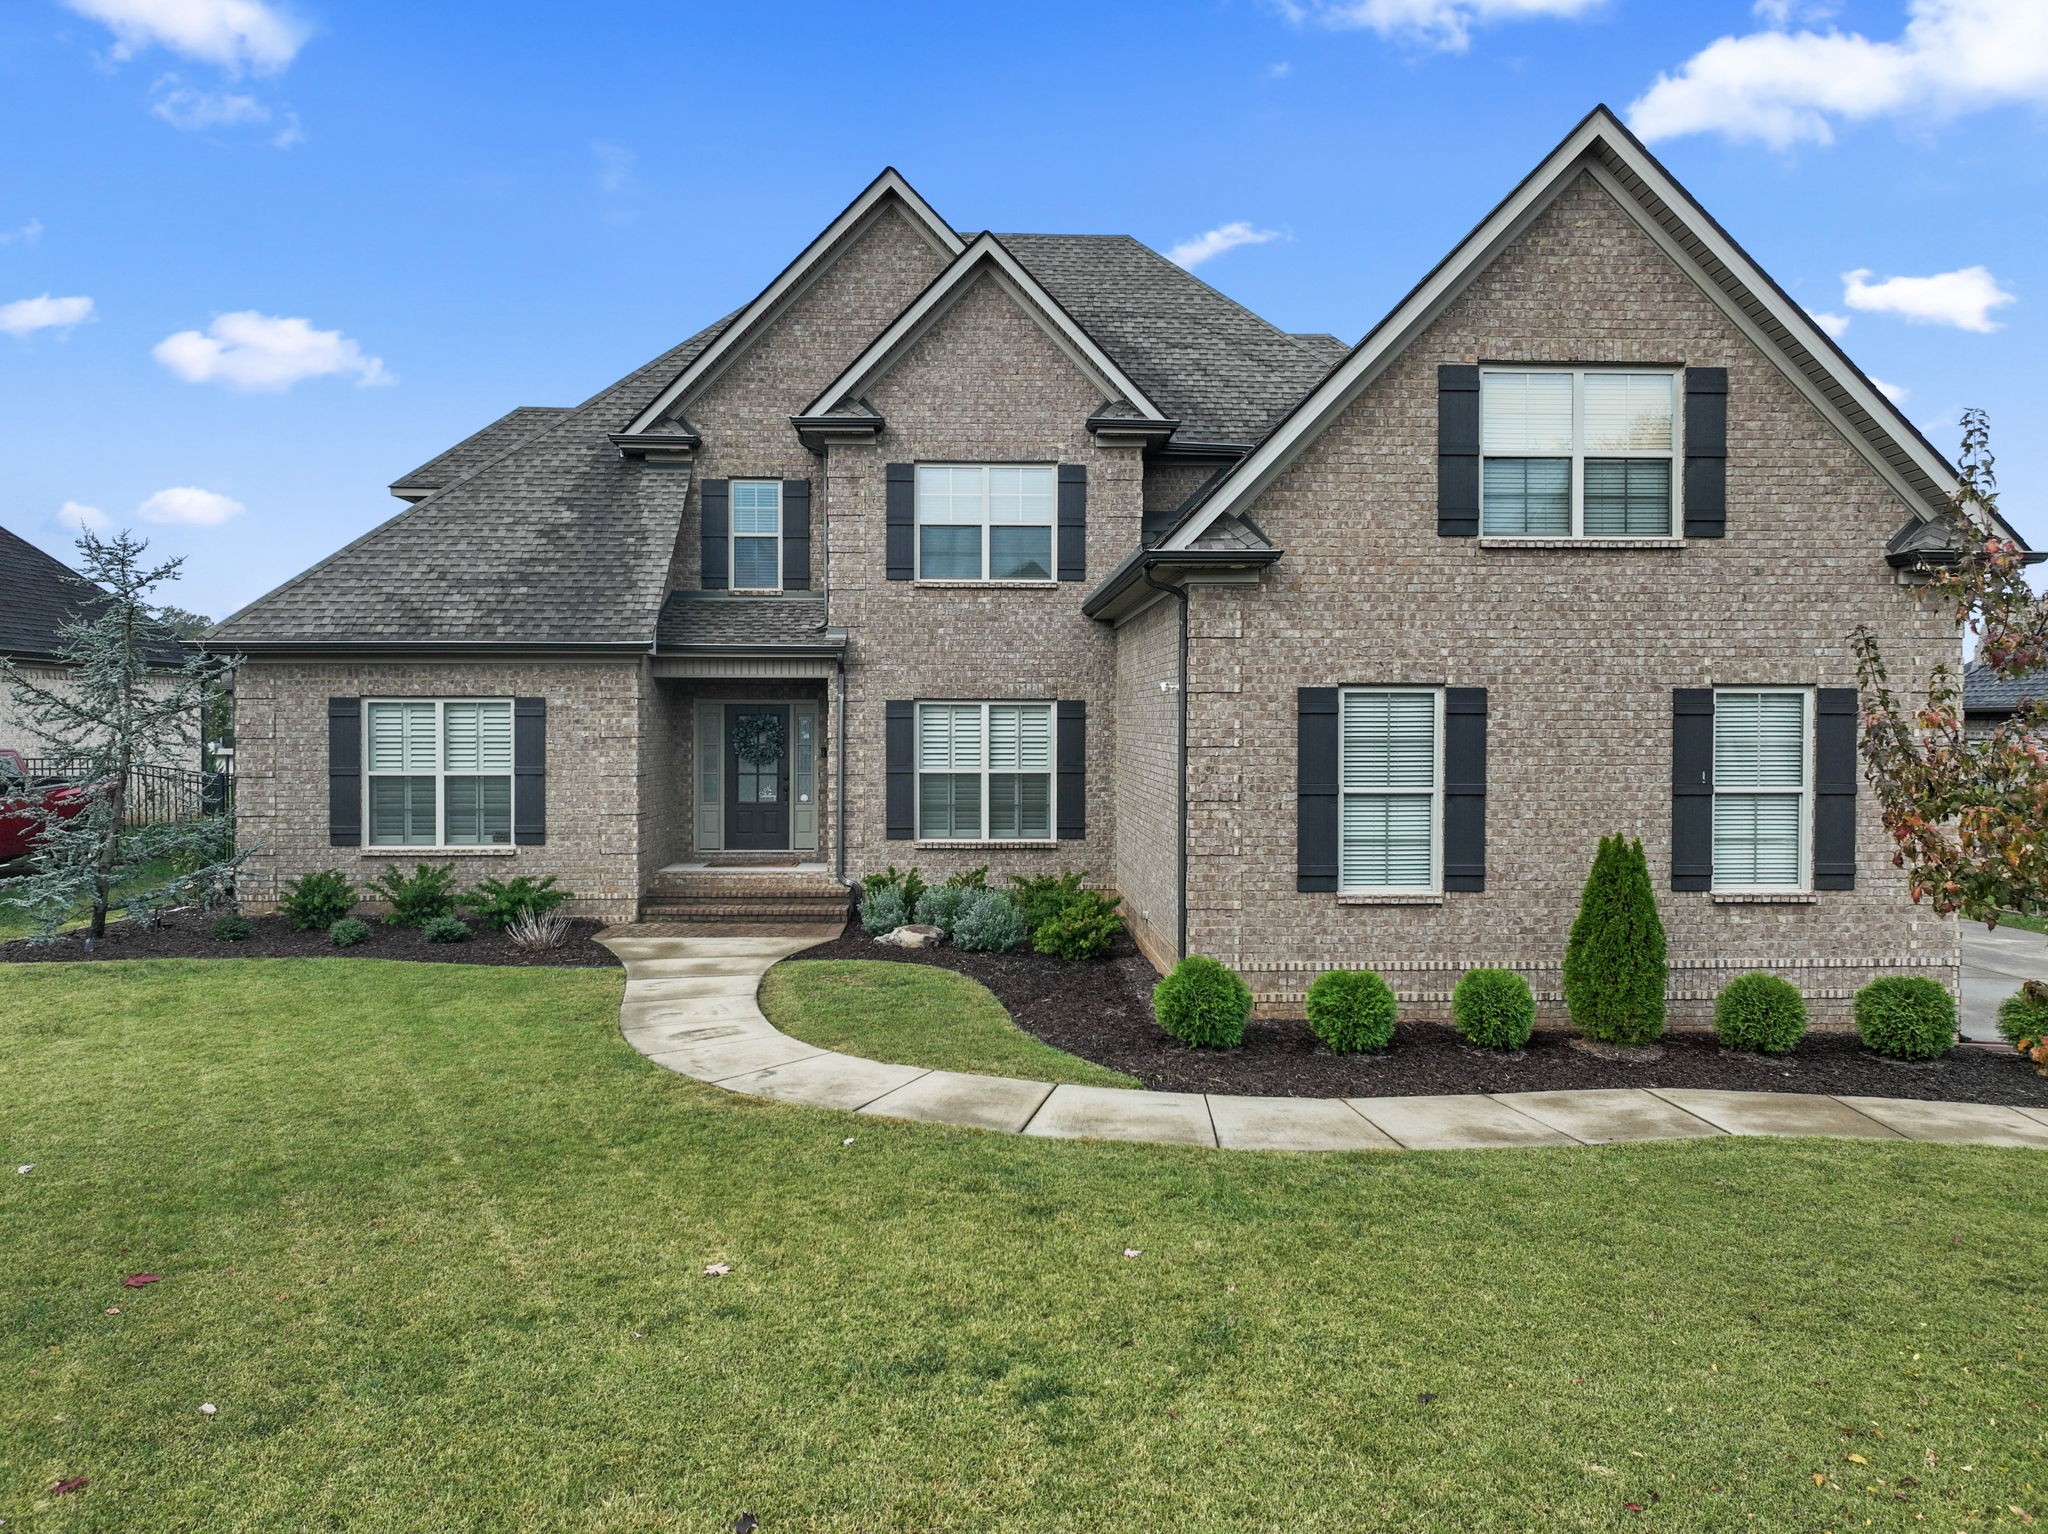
[
  {"x1": 1164, "y1": 106, "x2": 1985, "y2": 552},
  {"x1": 801, "y1": 233, "x2": 1169, "y2": 422},
  {"x1": 623, "y1": 169, "x2": 964, "y2": 437}
]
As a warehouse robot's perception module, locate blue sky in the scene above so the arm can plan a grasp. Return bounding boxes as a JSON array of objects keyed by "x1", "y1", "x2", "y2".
[{"x1": 3, "y1": 0, "x2": 2043, "y2": 621}]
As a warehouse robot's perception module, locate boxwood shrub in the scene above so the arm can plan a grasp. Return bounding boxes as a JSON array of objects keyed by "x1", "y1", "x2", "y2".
[
  {"x1": 1713, "y1": 972, "x2": 1808, "y2": 1055},
  {"x1": 1304, "y1": 968, "x2": 1397, "y2": 1053},
  {"x1": 209, "y1": 914, "x2": 252, "y2": 943},
  {"x1": 421, "y1": 915, "x2": 471, "y2": 945},
  {"x1": 1154, "y1": 956, "x2": 1252, "y2": 1049},
  {"x1": 1854, "y1": 975, "x2": 1956, "y2": 1061},
  {"x1": 329, "y1": 916, "x2": 371, "y2": 948},
  {"x1": 1997, "y1": 979, "x2": 2048, "y2": 1046},
  {"x1": 1452, "y1": 968, "x2": 1535, "y2": 1050}
]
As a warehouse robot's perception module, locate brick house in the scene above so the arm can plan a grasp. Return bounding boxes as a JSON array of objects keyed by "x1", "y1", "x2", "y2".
[{"x1": 211, "y1": 107, "x2": 2022, "y2": 1023}]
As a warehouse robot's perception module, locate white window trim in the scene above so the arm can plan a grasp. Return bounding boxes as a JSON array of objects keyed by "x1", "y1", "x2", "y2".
[
  {"x1": 1710, "y1": 686, "x2": 1813, "y2": 895},
  {"x1": 1337, "y1": 686, "x2": 1444, "y2": 897},
  {"x1": 729, "y1": 480, "x2": 783, "y2": 593},
  {"x1": 913, "y1": 463, "x2": 1057, "y2": 584},
  {"x1": 1479, "y1": 366, "x2": 1683, "y2": 540},
  {"x1": 362, "y1": 696, "x2": 516, "y2": 850},
  {"x1": 914, "y1": 699, "x2": 1058, "y2": 842}
]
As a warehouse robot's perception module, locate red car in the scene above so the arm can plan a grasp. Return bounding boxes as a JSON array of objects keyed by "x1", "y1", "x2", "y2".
[{"x1": 0, "y1": 749, "x2": 89, "y2": 865}]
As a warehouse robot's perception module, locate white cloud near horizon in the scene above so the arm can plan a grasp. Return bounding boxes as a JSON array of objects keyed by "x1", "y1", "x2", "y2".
[
  {"x1": 61, "y1": 0, "x2": 307, "y2": 74},
  {"x1": 154, "y1": 310, "x2": 391, "y2": 390},
  {"x1": 1, "y1": 293, "x2": 96, "y2": 338},
  {"x1": 1809, "y1": 309, "x2": 1851, "y2": 338},
  {"x1": 1269, "y1": 0, "x2": 1604, "y2": 51},
  {"x1": 138, "y1": 486, "x2": 245, "y2": 526},
  {"x1": 1629, "y1": 0, "x2": 2048, "y2": 148},
  {"x1": 1168, "y1": 221, "x2": 1284, "y2": 270},
  {"x1": 56, "y1": 500, "x2": 112, "y2": 534},
  {"x1": 1843, "y1": 265, "x2": 2014, "y2": 332}
]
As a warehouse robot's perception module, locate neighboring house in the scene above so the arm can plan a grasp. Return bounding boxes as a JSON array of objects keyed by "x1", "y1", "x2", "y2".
[
  {"x1": 211, "y1": 106, "x2": 2024, "y2": 1023},
  {"x1": 1963, "y1": 661, "x2": 2048, "y2": 741}
]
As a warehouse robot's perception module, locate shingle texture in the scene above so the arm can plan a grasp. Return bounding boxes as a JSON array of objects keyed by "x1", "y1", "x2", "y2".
[
  {"x1": 657, "y1": 592, "x2": 835, "y2": 650},
  {"x1": 389, "y1": 406, "x2": 571, "y2": 493},
  {"x1": 0, "y1": 526, "x2": 184, "y2": 665},
  {"x1": 1964, "y1": 660, "x2": 2048, "y2": 712}
]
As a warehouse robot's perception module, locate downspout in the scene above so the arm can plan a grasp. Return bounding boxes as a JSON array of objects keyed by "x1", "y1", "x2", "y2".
[
  {"x1": 835, "y1": 654, "x2": 849, "y2": 887},
  {"x1": 1140, "y1": 566, "x2": 1190, "y2": 960}
]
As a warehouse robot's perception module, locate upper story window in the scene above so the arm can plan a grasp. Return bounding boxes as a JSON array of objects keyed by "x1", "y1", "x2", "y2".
[
  {"x1": 1481, "y1": 369, "x2": 1678, "y2": 538},
  {"x1": 1339, "y1": 688, "x2": 1441, "y2": 892},
  {"x1": 731, "y1": 480, "x2": 782, "y2": 590},
  {"x1": 916, "y1": 465, "x2": 1054, "y2": 581},
  {"x1": 916, "y1": 700, "x2": 1054, "y2": 840},
  {"x1": 365, "y1": 698, "x2": 513, "y2": 847},
  {"x1": 1712, "y1": 688, "x2": 1810, "y2": 891}
]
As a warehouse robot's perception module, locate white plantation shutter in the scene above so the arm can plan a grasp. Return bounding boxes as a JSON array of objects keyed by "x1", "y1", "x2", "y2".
[
  {"x1": 988, "y1": 704, "x2": 1051, "y2": 771},
  {"x1": 1339, "y1": 690, "x2": 1439, "y2": 889},
  {"x1": 1582, "y1": 373, "x2": 1674, "y2": 452},
  {"x1": 1481, "y1": 372, "x2": 1573, "y2": 454},
  {"x1": 442, "y1": 701, "x2": 513, "y2": 773},
  {"x1": 1712, "y1": 691, "x2": 1809, "y2": 887},
  {"x1": 367, "y1": 702, "x2": 437, "y2": 772},
  {"x1": 917, "y1": 704, "x2": 983, "y2": 770}
]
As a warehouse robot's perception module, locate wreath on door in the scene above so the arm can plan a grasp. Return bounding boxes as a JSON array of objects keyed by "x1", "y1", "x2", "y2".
[{"x1": 730, "y1": 713, "x2": 787, "y2": 768}]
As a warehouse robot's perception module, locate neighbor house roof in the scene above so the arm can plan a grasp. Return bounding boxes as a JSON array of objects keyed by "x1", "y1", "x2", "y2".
[
  {"x1": 1963, "y1": 661, "x2": 2048, "y2": 714},
  {"x1": 389, "y1": 406, "x2": 571, "y2": 500},
  {"x1": 0, "y1": 525, "x2": 186, "y2": 666}
]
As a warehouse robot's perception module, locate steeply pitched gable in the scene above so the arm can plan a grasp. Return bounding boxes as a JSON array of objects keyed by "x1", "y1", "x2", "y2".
[{"x1": 0, "y1": 525, "x2": 185, "y2": 666}]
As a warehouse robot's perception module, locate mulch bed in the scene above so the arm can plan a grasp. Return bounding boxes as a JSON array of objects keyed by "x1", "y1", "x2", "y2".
[
  {"x1": 797, "y1": 929, "x2": 2048, "y2": 1108},
  {"x1": 0, "y1": 909, "x2": 620, "y2": 968}
]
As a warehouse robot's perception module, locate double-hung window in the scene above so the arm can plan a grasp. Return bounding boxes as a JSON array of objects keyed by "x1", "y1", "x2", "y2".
[
  {"x1": 730, "y1": 481, "x2": 782, "y2": 590},
  {"x1": 365, "y1": 698, "x2": 514, "y2": 847},
  {"x1": 916, "y1": 701, "x2": 1053, "y2": 840},
  {"x1": 1338, "y1": 688, "x2": 1441, "y2": 891},
  {"x1": 1712, "y1": 689, "x2": 1810, "y2": 890},
  {"x1": 915, "y1": 465, "x2": 1054, "y2": 581},
  {"x1": 1481, "y1": 368, "x2": 1678, "y2": 537}
]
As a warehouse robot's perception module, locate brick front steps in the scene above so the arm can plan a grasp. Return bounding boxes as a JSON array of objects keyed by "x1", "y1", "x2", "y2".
[
  {"x1": 638, "y1": 863, "x2": 852, "y2": 925},
  {"x1": 598, "y1": 926, "x2": 2048, "y2": 1154}
]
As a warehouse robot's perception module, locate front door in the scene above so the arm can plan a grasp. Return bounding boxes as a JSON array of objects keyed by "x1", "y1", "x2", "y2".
[{"x1": 724, "y1": 704, "x2": 791, "y2": 850}]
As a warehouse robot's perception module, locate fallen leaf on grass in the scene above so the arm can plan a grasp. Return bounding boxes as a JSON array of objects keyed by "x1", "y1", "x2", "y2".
[
  {"x1": 16, "y1": 1164, "x2": 33, "y2": 1174},
  {"x1": 1847, "y1": 1453, "x2": 1868, "y2": 1465},
  {"x1": 103, "y1": 1307, "x2": 120, "y2": 1316},
  {"x1": 51, "y1": 1477, "x2": 87, "y2": 1496},
  {"x1": 121, "y1": 1274, "x2": 161, "y2": 1288},
  {"x1": 703, "y1": 1263, "x2": 731, "y2": 1277},
  {"x1": 1122, "y1": 1249, "x2": 1141, "y2": 1259},
  {"x1": 1624, "y1": 1502, "x2": 1642, "y2": 1513}
]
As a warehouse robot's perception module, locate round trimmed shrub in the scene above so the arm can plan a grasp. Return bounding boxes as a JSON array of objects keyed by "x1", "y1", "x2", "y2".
[
  {"x1": 209, "y1": 914, "x2": 252, "y2": 942},
  {"x1": 859, "y1": 886, "x2": 909, "y2": 937},
  {"x1": 421, "y1": 915, "x2": 471, "y2": 945},
  {"x1": 952, "y1": 889, "x2": 1027, "y2": 953},
  {"x1": 1304, "y1": 968, "x2": 1397, "y2": 1053},
  {"x1": 1855, "y1": 975, "x2": 1957, "y2": 1061},
  {"x1": 1996, "y1": 979, "x2": 2048, "y2": 1046},
  {"x1": 1713, "y1": 972, "x2": 1808, "y2": 1055},
  {"x1": 329, "y1": 916, "x2": 371, "y2": 948},
  {"x1": 1154, "y1": 956, "x2": 1252, "y2": 1049},
  {"x1": 1452, "y1": 968, "x2": 1535, "y2": 1050}
]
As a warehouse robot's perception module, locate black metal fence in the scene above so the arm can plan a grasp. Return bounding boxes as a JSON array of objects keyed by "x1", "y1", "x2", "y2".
[{"x1": 18, "y1": 758, "x2": 231, "y2": 825}]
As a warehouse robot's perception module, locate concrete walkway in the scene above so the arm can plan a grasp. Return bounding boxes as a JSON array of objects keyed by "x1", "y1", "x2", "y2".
[
  {"x1": 600, "y1": 928, "x2": 2048, "y2": 1154},
  {"x1": 1962, "y1": 922, "x2": 2048, "y2": 1043}
]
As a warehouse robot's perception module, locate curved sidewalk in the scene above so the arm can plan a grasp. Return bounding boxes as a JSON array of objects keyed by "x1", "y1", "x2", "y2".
[{"x1": 600, "y1": 928, "x2": 2048, "y2": 1154}]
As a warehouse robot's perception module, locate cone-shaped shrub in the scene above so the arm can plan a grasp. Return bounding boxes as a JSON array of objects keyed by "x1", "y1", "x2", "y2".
[
  {"x1": 1713, "y1": 972, "x2": 1808, "y2": 1055},
  {"x1": 1452, "y1": 968, "x2": 1535, "y2": 1050},
  {"x1": 1304, "y1": 968, "x2": 1397, "y2": 1053},
  {"x1": 1154, "y1": 956, "x2": 1252, "y2": 1048},
  {"x1": 1562, "y1": 834, "x2": 1667, "y2": 1045}
]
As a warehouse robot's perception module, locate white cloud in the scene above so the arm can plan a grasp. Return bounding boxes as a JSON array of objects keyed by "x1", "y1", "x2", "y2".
[
  {"x1": 56, "y1": 500, "x2": 112, "y2": 533},
  {"x1": 0, "y1": 218, "x2": 43, "y2": 247},
  {"x1": 0, "y1": 293, "x2": 96, "y2": 338},
  {"x1": 61, "y1": 0, "x2": 308, "y2": 75},
  {"x1": 1809, "y1": 309, "x2": 1851, "y2": 338},
  {"x1": 153, "y1": 310, "x2": 392, "y2": 390},
  {"x1": 1167, "y1": 221, "x2": 1284, "y2": 270},
  {"x1": 1753, "y1": 0, "x2": 1836, "y2": 22},
  {"x1": 1269, "y1": 0, "x2": 1605, "y2": 52},
  {"x1": 270, "y1": 110, "x2": 302, "y2": 148},
  {"x1": 1842, "y1": 265, "x2": 2015, "y2": 332},
  {"x1": 1629, "y1": 0, "x2": 2048, "y2": 148},
  {"x1": 138, "y1": 486, "x2": 244, "y2": 526},
  {"x1": 591, "y1": 141, "x2": 635, "y2": 195},
  {"x1": 150, "y1": 80, "x2": 268, "y2": 129},
  {"x1": 1268, "y1": 60, "x2": 1293, "y2": 77},
  {"x1": 1870, "y1": 375, "x2": 1909, "y2": 403}
]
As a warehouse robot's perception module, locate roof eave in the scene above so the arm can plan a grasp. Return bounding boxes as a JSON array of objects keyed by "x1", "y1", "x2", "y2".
[{"x1": 1081, "y1": 546, "x2": 1283, "y2": 622}]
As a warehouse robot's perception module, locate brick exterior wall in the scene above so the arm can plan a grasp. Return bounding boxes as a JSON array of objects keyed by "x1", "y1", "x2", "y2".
[
  {"x1": 1111, "y1": 594, "x2": 1181, "y2": 967},
  {"x1": 1185, "y1": 171, "x2": 1958, "y2": 1025}
]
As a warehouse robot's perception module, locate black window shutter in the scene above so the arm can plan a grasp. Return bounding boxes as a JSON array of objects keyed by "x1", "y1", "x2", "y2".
[
  {"x1": 1814, "y1": 687, "x2": 1858, "y2": 889},
  {"x1": 885, "y1": 700, "x2": 914, "y2": 839},
  {"x1": 1297, "y1": 687, "x2": 1339, "y2": 891},
  {"x1": 1056, "y1": 700, "x2": 1086, "y2": 838},
  {"x1": 1443, "y1": 687, "x2": 1487, "y2": 891},
  {"x1": 700, "y1": 478, "x2": 730, "y2": 590},
  {"x1": 885, "y1": 464, "x2": 915, "y2": 581},
  {"x1": 1683, "y1": 368, "x2": 1727, "y2": 539},
  {"x1": 1437, "y1": 364, "x2": 1481, "y2": 537},
  {"x1": 1671, "y1": 688, "x2": 1714, "y2": 890},
  {"x1": 513, "y1": 697, "x2": 546, "y2": 846},
  {"x1": 1057, "y1": 464, "x2": 1087, "y2": 582},
  {"x1": 781, "y1": 479, "x2": 812, "y2": 591},
  {"x1": 327, "y1": 697, "x2": 361, "y2": 847}
]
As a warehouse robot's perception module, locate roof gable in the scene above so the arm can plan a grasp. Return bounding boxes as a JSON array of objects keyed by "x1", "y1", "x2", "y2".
[
  {"x1": 1162, "y1": 104, "x2": 2023, "y2": 553},
  {"x1": 0, "y1": 526, "x2": 185, "y2": 666}
]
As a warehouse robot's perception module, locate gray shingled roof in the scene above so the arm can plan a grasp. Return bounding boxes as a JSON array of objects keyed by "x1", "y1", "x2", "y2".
[
  {"x1": 657, "y1": 592, "x2": 838, "y2": 650},
  {"x1": 210, "y1": 314, "x2": 737, "y2": 648},
  {"x1": 390, "y1": 406, "x2": 571, "y2": 494},
  {"x1": 1, "y1": 525, "x2": 185, "y2": 666},
  {"x1": 1001, "y1": 234, "x2": 1344, "y2": 443},
  {"x1": 1964, "y1": 660, "x2": 2048, "y2": 713}
]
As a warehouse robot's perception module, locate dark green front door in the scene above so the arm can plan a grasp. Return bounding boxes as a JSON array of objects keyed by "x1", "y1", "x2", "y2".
[{"x1": 724, "y1": 704, "x2": 791, "y2": 850}]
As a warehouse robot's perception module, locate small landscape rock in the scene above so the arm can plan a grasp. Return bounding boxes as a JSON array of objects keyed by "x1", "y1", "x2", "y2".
[{"x1": 199, "y1": 1403, "x2": 217, "y2": 1418}]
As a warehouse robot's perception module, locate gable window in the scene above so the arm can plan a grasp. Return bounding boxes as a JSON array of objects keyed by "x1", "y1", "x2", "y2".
[
  {"x1": 1712, "y1": 688, "x2": 1810, "y2": 890},
  {"x1": 731, "y1": 481, "x2": 782, "y2": 590},
  {"x1": 916, "y1": 465, "x2": 1054, "y2": 581},
  {"x1": 916, "y1": 701, "x2": 1053, "y2": 839},
  {"x1": 1339, "y1": 688, "x2": 1441, "y2": 891},
  {"x1": 1481, "y1": 369, "x2": 1678, "y2": 537},
  {"x1": 365, "y1": 698, "x2": 514, "y2": 847}
]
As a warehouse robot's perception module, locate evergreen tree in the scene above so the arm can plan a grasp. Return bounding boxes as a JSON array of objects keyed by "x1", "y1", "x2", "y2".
[
  {"x1": 1, "y1": 531, "x2": 246, "y2": 943},
  {"x1": 1562, "y1": 834, "x2": 1667, "y2": 1044}
]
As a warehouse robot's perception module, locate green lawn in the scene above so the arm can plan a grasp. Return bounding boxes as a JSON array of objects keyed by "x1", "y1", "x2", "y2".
[
  {"x1": 1997, "y1": 909, "x2": 2048, "y2": 937},
  {"x1": 762, "y1": 958, "x2": 1138, "y2": 1088},
  {"x1": 0, "y1": 858, "x2": 184, "y2": 943},
  {"x1": 5, "y1": 958, "x2": 2046, "y2": 1531}
]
